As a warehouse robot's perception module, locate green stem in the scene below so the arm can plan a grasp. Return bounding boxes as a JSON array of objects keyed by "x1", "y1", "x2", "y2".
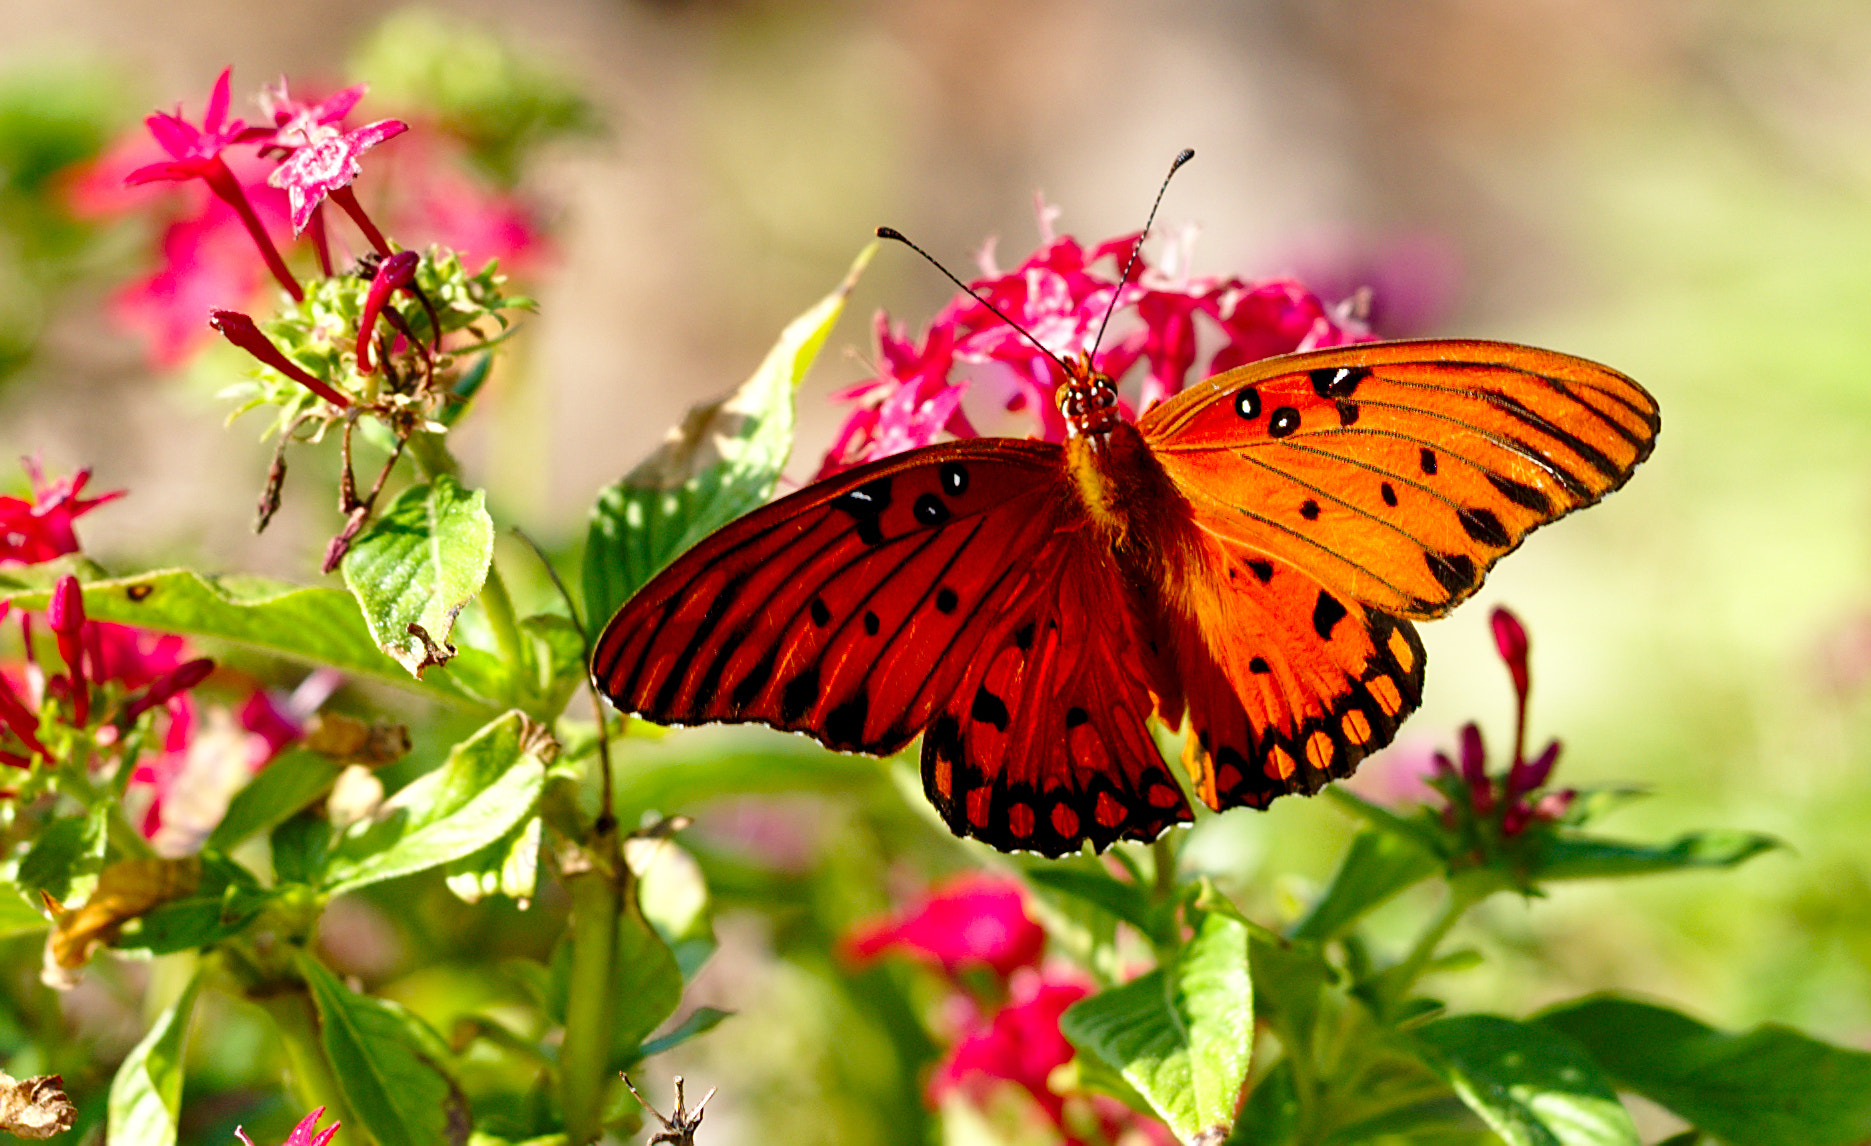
[
  {"x1": 560, "y1": 824, "x2": 625, "y2": 1145},
  {"x1": 1388, "y1": 882, "x2": 1481, "y2": 1003},
  {"x1": 405, "y1": 428, "x2": 459, "y2": 481},
  {"x1": 258, "y1": 989, "x2": 354, "y2": 1132},
  {"x1": 1151, "y1": 834, "x2": 1178, "y2": 902}
]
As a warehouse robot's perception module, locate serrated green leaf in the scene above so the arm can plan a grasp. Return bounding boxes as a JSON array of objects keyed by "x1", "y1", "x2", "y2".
[
  {"x1": 325, "y1": 711, "x2": 547, "y2": 894},
  {"x1": 1533, "y1": 830, "x2": 1781, "y2": 881},
  {"x1": 272, "y1": 810, "x2": 334, "y2": 886},
  {"x1": 582, "y1": 241, "x2": 874, "y2": 626},
  {"x1": 1413, "y1": 1014, "x2": 1639, "y2": 1146},
  {"x1": 0, "y1": 570, "x2": 487, "y2": 706},
  {"x1": 1061, "y1": 912, "x2": 1252, "y2": 1142},
  {"x1": 106, "y1": 969, "x2": 201, "y2": 1146},
  {"x1": 1291, "y1": 828, "x2": 1441, "y2": 942},
  {"x1": 206, "y1": 752, "x2": 345, "y2": 853},
  {"x1": 342, "y1": 474, "x2": 495, "y2": 677},
  {"x1": 1538, "y1": 995, "x2": 1871, "y2": 1146},
  {"x1": 297, "y1": 951, "x2": 466, "y2": 1146}
]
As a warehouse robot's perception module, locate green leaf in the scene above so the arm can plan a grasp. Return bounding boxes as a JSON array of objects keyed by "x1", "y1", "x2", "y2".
[
  {"x1": 1021, "y1": 864, "x2": 1160, "y2": 940},
  {"x1": 1532, "y1": 830, "x2": 1781, "y2": 881},
  {"x1": 1538, "y1": 995, "x2": 1871, "y2": 1146},
  {"x1": 518, "y1": 611, "x2": 587, "y2": 715},
  {"x1": 119, "y1": 854, "x2": 273, "y2": 954},
  {"x1": 1291, "y1": 828, "x2": 1440, "y2": 942},
  {"x1": 628, "y1": 837, "x2": 716, "y2": 980},
  {"x1": 611, "y1": 908, "x2": 684, "y2": 1066},
  {"x1": 633, "y1": 1005, "x2": 733, "y2": 1062},
  {"x1": 106, "y1": 969, "x2": 202, "y2": 1146},
  {"x1": 1061, "y1": 912, "x2": 1253, "y2": 1142},
  {"x1": 325, "y1": 711, "x2": 547, "y2": 894},
  {"x1": 0, "y1": 570, "x2": 486, "y2": 705},
  {"x1": 15, "y1": 806, "x2": 106, "y2": 904},
  {"x1": 445, "y1": 813, "x2": 541, "y2": 904},
  {"x1": 272, "y1": 810, "x2": 334, "y2": 887},
  {"x1": 297, "y1": 951, "x2": 466, "y2": 1146},
  {"x1": 0, "y1": 885, "x2": 47, "y2": 937},
  {"x1": 1412, "y1": 1013, "x2": 1639, "y2": 1146},
  {"x1": 342, "y1": 475, "x2": 495, "y2": 677},
  {"x1": 205, "y1": 751, "x2": 344, "y2": 853},
  {"x1": 582, "y1": 241, "x2": 875, "y2": 626}
]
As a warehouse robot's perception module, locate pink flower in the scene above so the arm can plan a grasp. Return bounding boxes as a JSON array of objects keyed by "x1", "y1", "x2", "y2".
[
  {"x1": 829, "y1": 210, "x2": 1371, "y2": 474},
  {"x1": 236, "y1": 1106, "x2": 338, "y2": 1146},
  {"x1": 0, "y1": 460, "x2": 124, "y2": 566},
  {"x1": 930, "y1": 969, "x2": 1174, "y2": 1146},
  {"x1": 845, "y1": 873, "x2": 1045, "y2": 982},
  {"x1": 266, "y1": 116, "x2": 407, "y2": 240}
]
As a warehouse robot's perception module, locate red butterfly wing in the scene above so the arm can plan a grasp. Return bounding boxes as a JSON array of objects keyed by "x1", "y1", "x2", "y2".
[
  {"x1": 590, "y1": 439, "x2": 1193, "y2": 854},
  {"x1": 1140, "y1": 339, "x2": 1661, "y2": 617}
]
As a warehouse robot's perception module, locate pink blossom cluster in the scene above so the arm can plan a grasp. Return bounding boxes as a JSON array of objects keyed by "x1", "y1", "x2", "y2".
[
  {"x1": 845, "y1": 874, "x2": 1175, "y2": 1146},
  {"x1": 0, "y1": 460, "x2": 301, "y2": 841},
  {"x1": 821, "y1": 214, "x2": 1371, "y2": 477}
]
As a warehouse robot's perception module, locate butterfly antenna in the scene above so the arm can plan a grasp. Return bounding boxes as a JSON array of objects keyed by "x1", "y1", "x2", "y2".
[
  {"x1": 1090, "y1": 147, "x2": 1195, "y2": 355},
  {"x1": 874, "y1": 225, "x2": 1072, "y2": 375}
]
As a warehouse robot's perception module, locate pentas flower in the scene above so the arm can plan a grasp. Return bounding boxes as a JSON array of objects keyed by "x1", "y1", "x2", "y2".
[
  {"x1": 124, "y1": 67, "x2": 302, "y2": 303},
  {"x1": 845, "y1": 873, "x2": 1045, "y2": 982},
  {"x1": 1425, "y1": 606, "x2": 1576, "y2": 846},
  {"x1": 263, "y1": 105, "x2": 407, "y2": 246},
  {"x1": 822, "y1": 211, "x2": 1370, "y2": 476},
  {"x1": 0, "y1": 460, "x2": 124, "y2": 566},
  {"x1": 236, "y1": 1106, "x2": 338, "y2": 1146},
  {"x1": 930, "y1": 969, "x2": 1175, "y2": 1146}
]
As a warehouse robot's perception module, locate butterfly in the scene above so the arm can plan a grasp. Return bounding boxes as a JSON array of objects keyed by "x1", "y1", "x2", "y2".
[{"x1": 591, "y1": 339, "x2": 1658, "y2": 856}]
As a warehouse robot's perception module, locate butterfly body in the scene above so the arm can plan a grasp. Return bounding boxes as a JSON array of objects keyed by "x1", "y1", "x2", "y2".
[{"x1": 593, "y1": 339, "x2": 1658, "y2": 856}]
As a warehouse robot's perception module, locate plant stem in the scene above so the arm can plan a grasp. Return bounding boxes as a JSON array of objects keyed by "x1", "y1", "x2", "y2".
[
  {"x1": 259, "y1": 989, "x2": 353, "y2": 1133},
  {"x1": 479, "y1": 563, "x2": 528, "y2": 696},
  {"x1": 560, "y1": 823, "x2": 626, "y2": 1145},
  {"x1": 1389, "y1": 882, "x2": 1480, "y2": 1002}
]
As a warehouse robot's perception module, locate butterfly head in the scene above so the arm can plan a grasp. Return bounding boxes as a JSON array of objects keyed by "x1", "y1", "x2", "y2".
[{"x1": 1057, "y1": 352, "x2": 1123, "y2": 439}]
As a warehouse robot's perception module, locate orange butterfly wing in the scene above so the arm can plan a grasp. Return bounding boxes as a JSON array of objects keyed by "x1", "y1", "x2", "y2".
[
  {"x1": 590, "y1": 439, "x2": 1192, "y2": 855},
  {"x1": 1137, "y1": 338, "x2": 1658, "y2": 810}
]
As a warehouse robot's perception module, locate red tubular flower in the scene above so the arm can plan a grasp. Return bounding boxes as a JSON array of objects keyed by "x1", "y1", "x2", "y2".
[
  {"x1": 47, "y1": 576, "x2": 89, "y2": 726},
  {"x1": 208, "y1": 310, "x2": 351, "y2": 408},
  {"x1": 0, "y1": 460, "x2": 125, "y2": 566},
  {"x1": 123, "y1": 658, "x2": 215, "y2": 722},
  {"x1": 124, "y1": 68, "x2": 303, "y2": 302},
  {"x1": 845, "y1": 874, "x2": 1046, "y2": 982},
  {"x1": 355, "y1": 249, "x2": 424, "y2": 372},
  {"x1": 0, "y1": 673, "x2": 47, "y2": 758},
  {"x1": 1456, "y1": 723, "x2": 1492, "y2": 814},
  {"x1": 929, "y1": 971, "x2": 1088, "y2": 1130}
]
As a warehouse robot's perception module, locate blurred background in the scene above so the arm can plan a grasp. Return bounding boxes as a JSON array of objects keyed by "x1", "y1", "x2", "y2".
[{"x1": 5, "y1": 1, "x2": 1871, "y2": 1142}]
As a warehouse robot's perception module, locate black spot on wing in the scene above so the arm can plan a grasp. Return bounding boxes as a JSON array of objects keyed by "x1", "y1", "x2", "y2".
[
  {"x1": 824, "y1": 690, "x2": 869, "y2": 749},
  {"x1": 1249, "y1": 656, "x2": 1271, "y2": 674},
  {"x1": 1381, "y1": 481, "x2": 1398, "y2": 507},
  {"x1": 809, "y1": 597, "x2": 832, "y2": 627},
  {"x1": 1014, "y1": 622, "x2": 1036, "y2": 651},
  {"x1": 1310, "y1": 364, "x2": 1370, "y2": 398},
  {"x1": 863, "y1": 609, "x2": 881, "y2": 636},
  {"x1": 1270, "y1": 407, "x2": 1301, "y2": 437},
  {"x1": 1458, "y1": 507, "x2": 1510, "y2": 548},
  {"x1": 833, "y1": 477, "x2": 893, "y2": 546},
  {"x1": 1419, "y1": 448, "x2": 1439, "y2": 476},
  {"x1": 971, "y1": 685, "x2": 1011, "y2": 732},
  {"x1": 1300, "y1": 499, "x2": 1321, "y2": 521},
  {"x1": 940, "y1": 461, "x2": 969, "y2": 496},
  {"x1": 913, "y1": 492, "x2": 951, "y2": 526},
  {"x1": 1312, "y1": 591, "x2": 1349, "y2": 640},
  {"x1": 935, "y1": 586, "x2": 959, "y2": 614},
  {"x1": 1426, "y1": 551, "x2": 1478, "y2": 596},
  {"x1": 1065, "y1": 706, "x2": 1090, "y2": 728},
  {"x1": 1247, "y1": 559, "x2": 1274, "y2": 583},
  {"x1": 780, "y1": 666, "x2": 821, "y2": 723}
]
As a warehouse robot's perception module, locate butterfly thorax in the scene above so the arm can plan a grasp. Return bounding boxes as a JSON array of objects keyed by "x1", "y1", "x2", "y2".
[{"x1": 1058, "y1": 355, "x2": 1203, "y2": 595}]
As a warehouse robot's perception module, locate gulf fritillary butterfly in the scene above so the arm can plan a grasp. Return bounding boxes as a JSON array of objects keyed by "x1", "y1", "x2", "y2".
[{"x1": 592, "y1": 327, "x2": 1658, "y2": 855}]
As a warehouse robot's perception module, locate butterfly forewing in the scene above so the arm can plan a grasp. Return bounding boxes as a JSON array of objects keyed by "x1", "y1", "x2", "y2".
[
  {"x1": 592, "y1": 439, "x2": 1067, "y2": 752},
  {"x1": 1140, "y1": 339, "x2": 1660, "y2": 618}
]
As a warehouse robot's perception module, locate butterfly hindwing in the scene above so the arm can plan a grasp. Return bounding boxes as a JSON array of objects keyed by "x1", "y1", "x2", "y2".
[
  {"x1": 1166, "y1": 530, "x2": 1426, "y2": 810},
  {"x1": 922, "y1": 526, "x2": 1192, "y2": 856},
  {"x1": 1140, "y1": 339, "x2": 1660, "y2": 618}
]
